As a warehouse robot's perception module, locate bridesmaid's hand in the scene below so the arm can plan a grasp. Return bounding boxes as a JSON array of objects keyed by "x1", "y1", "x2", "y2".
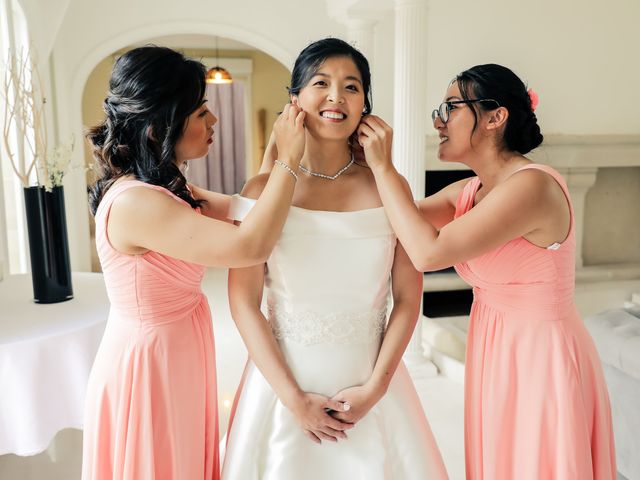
[
  {"x1": 273, "y1": 101, "x2": 306, "y2": 169},
  {"x1": 349, "y1": 133, "x2": 366, "y2": 165},
  {"x1": 288, "y1": 392, "x2": 354, "y2": 444},
  {"x1": 328, "y1": 383, "x2": 383, "y2": 425},
  {"x1": 259, "y1": 130, "x2": 278, "y2": 174},
  {"x1": 356, "y1": 115, "x2": 393, "y2": 173}
]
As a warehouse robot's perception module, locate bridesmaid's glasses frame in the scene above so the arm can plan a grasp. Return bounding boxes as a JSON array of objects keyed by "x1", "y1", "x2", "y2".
[{"x1": 431, "y1": 98, "x2": 500, "y2": 125}]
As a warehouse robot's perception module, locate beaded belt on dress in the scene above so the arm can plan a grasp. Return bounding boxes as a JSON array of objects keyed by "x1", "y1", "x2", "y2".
[{"x1": 267, "y1": 304, "x2": 388, "y2": 346}]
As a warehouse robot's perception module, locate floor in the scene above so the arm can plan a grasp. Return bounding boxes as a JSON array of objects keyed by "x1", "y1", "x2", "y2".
[
  {"x1": 0, "y1": 378, "x2": 465, "y2": 480},
  {"x1": 0, "y1": 268, "x2": 630, "y2": 479}
]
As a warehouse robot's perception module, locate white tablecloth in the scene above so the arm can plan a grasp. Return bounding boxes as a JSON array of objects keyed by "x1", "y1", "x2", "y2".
[{"x1": 0, "y1": 273, "x2": 108, "y2": 456}]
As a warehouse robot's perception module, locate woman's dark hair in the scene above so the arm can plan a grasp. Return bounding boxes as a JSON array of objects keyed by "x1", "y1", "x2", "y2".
[
  {"x1": 455, "y1": 64, "x2": 543, "y2": 154},
  {"x1": 289, "y1": 37, "x2": 372, "y2": 115},
  {"x1": 87, "y1": 45, "x2": 206, "y2": 215}
]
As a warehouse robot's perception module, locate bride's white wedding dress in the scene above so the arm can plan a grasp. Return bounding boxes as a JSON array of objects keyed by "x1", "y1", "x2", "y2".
[{"x1": 222, "y1": 195, "x2": 448, "y2": 480}]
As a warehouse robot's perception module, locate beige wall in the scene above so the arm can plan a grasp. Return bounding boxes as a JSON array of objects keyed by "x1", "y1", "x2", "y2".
[
  {"x1": 247, "y1": 50, "x2": 291, "y2": 173},
  {"x1": 583, "y1": 167, "x2": 640, "y2": 266}
]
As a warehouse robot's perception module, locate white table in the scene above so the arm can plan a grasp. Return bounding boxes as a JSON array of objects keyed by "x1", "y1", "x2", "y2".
[{"x1": 0, "y1": 273, "x2": 109, "y2": 456}]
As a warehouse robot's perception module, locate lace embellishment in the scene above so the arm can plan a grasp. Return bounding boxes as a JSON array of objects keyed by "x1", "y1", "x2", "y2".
[{"x1": 268, "y1": 304, "x2": 388, "y2": 346}]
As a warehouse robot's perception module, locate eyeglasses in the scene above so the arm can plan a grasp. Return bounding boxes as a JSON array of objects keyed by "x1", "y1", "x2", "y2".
[{"x1": 431, "y1": 99, "x2": 500, "y2": 124}]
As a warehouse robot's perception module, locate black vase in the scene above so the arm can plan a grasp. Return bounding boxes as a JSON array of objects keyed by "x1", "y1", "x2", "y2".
[{"x1": 23, "y1": 186, "x2": 73, "y2": 303}]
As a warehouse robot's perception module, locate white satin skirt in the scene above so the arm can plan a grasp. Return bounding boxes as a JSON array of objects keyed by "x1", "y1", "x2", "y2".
[{"x1": 221, "y1": 337, "x2": 448, "y2": 480}]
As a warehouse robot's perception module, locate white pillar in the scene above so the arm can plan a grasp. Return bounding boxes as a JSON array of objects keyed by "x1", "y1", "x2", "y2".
[
  {"x1": 393, "y1": 0, "x2": 427, "y2": 198},
  {"x1": 346, "y1": 18, "x2": 376, "y2": 60},
  {"x1": 393, "y1": 0, "x2": 437, "y2": 378},
  {"x1": 52, "y1": 49, "x2": 92, "y2": 272},
  {"x1": 556, "y1": 167, "x2": 598, "y2": 269},
  {"x1": 0, "y1": 142, "x2": 6, "y2": 281},
  {"x1": 324, "y1": 0, "x2": 383, "y2": 80}
]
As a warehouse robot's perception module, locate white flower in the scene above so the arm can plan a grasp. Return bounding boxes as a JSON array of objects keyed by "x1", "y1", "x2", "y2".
[{"x1": 37, "y1": 136, "x2": 75, "y2": 192}]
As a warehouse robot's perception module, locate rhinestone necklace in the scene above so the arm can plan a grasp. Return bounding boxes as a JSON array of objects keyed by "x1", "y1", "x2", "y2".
[{"x1": 298, "y1": 153, "x2": 354, "y2": 180}]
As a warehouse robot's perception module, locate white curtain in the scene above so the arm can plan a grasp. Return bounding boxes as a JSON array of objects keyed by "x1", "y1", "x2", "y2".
[{"x1": 187, "y1": 82, "x2": 246, "y2": 194}]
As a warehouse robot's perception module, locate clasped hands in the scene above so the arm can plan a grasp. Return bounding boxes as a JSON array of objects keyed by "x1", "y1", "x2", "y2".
[{"x1": 287, "y1": 383, "x2": 384, "y2": 445}]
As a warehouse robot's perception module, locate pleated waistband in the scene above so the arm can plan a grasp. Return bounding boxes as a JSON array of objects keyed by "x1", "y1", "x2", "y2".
[
  {"x1": 473, "y1": 286, "x2": 576, "y2": 318},
  {"x1": 108, "y1": 291, "x2": 209, "y2": 326}
]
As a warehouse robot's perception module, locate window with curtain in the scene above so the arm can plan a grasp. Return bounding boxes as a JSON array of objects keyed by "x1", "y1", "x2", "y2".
[
  {"x1": 185, "y1": 55, "x2": 252, "y2": 195},
  {"x1": 186, "y1": 81, "x2": 247, "y2": 194}
]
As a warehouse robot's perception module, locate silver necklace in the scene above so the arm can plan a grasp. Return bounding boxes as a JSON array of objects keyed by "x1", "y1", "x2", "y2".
[{"x1": 298, "y1": 153, "x2": 354, "y2": 180}]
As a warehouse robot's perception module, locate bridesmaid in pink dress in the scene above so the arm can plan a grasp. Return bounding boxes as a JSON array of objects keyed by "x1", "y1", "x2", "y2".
[
  {"x1": 82, "y1": 46, "x2": 306, "y2": 479},
  {"x1": 360, "y1": 63, "x2": 616, "y2": 479}
]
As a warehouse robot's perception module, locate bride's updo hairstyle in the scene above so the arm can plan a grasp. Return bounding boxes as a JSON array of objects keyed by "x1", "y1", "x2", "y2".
[
  {"x1": 456, "y1": 64, "x2": 543, "y2": 155},
  {"x1": 288, "y1": 37, "x2": 373, "y2": 116},
  {"x1": 88, "y1": 46, "x2": 206, "y2": 215}
]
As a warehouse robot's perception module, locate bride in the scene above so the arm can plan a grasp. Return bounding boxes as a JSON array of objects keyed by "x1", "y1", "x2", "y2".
[{"x1": 221, "y1": 38, "x2": 448, "y2": 480}]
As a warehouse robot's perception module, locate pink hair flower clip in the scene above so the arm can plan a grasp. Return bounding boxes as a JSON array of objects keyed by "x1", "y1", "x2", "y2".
[{"x1": 527, "y1": 88, "x2": 539, "y2": 112}]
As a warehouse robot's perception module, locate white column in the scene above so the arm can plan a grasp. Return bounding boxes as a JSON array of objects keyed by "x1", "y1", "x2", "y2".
[
  {"x1": 324, "y1": 0, "x2": 384, "y2": 76},
  {"x1": 393, "y1": 0, "x2": 427, "y2": 198},
  {"x1": 346, "y1": 18, "x2": 376, "y2": 60},
  {"x1": 0, "y1": 139, "x2": 6, "y2": 281},
  {"x1": 0, "y1": 0, "x2": 7, "y2": 280},
  {"x1": 52, "y1": 48, "x2": 92, "y2": 272},
  {"x1": 393, "y1": 0, "x2": 437, "y2": 378},
  {"x1": 556, "y1": 167, "x2": 598, "y2": 269}
]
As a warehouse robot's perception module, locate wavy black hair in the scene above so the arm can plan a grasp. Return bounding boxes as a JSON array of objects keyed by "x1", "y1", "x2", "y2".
[
  {"x1": 455, "y1": 64, "x2": 543, "y2": 154},
  {"x1": 87, "y1": 45, "x2": 206, "y2": 215},
  {"x1": 288, "y1": 37, "x2": 372, "y2": 115}
]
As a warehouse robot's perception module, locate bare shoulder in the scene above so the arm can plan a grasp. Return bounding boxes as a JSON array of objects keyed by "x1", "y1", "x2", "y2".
[
  {"x1": 111, "y1": 184, "x2": 169, "y2": 213},
  {"x1": 241, "y1": 173, "x2": 270, "y2": 200},
  {"x1": 107, "y1": 185, "x2": 193, "y2": 253},
  {"x1": 110, "y1": 184, "x2": 189, "y2": 225},
  {"x1": 502, "y1": 167, "x2": 563, "y2": 203}
]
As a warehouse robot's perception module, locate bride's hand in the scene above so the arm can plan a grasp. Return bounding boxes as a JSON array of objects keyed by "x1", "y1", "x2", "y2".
[
  {"x1": 328, "y1": 383, "x2": 383, "y2": 424},
  {"x1": 356, "y1": 114, "x2": 393, "y2": 173},
  {"x1": 287, "y1": 392, "x2": 354, "y2": 444}
]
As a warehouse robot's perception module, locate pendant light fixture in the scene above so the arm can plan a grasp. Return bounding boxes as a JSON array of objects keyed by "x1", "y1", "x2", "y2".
[{"x1": 205, "y1": 36, "x2": 233, "y2": 84}]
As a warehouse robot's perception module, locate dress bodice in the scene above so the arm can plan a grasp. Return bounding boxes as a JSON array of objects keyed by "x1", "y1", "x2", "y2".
[
  {"x1": 95, "y1": 180, "x2": 206, "y2": 324},
  {"x1": 229, "y1": 196, "x2": 397, "y2": 345},
  {"x1": 453, "y1": 164, "x2": 576, "y2": 315}
]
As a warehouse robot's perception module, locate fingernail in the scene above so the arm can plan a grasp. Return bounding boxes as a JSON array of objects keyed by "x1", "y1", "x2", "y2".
[{"x1": 343, "y1": 402, "x2": 351, "y2": 412}]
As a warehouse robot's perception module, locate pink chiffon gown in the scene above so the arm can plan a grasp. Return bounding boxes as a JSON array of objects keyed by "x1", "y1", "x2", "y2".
[
  {"x1": 82, "y1": 180, "x2": 219, "y2": 480},
  {"x1": 454, "y1": 164, "x2": 616, "y2": 480}
]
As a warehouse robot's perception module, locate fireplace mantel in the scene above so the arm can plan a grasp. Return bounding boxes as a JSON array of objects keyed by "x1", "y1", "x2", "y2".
[
  {"x1": 425, "y1": 134, "x2": 640, "y2": 171},
  {"x1": 423, "y1": 134, "x2": 640, "y2": 299}
]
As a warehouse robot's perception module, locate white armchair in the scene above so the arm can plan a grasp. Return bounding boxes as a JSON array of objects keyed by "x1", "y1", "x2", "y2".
[{"x1": 585, "y1": 307, "x2": 640, "y2": 480}]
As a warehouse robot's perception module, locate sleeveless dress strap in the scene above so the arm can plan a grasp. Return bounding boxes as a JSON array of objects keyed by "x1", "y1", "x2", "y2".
[
  {"x1": 510, "y1": 163, "x2": 575, "y2": 237},
  {"x1": 511, "y1": 164, "x2": 570, "y2": 198},
  {"x1": 96, "y1": 180, "x2": 191, "y2": 218},
  {"x1": 454, "y1": 177, "x2": 481, "y2": 219}
]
